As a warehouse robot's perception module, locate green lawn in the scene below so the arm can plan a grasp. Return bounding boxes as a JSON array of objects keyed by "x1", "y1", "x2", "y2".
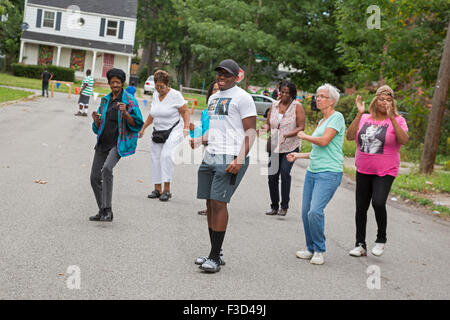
[
  {"x1": 0, "y1": 87, "x2": 35, "y2": 103},
  {"x1": 182, "y1": 92, "x2": 208, "y2": 110},
  {"x1": 0, "y1": 73, "x2": 111, "y2": 95}
]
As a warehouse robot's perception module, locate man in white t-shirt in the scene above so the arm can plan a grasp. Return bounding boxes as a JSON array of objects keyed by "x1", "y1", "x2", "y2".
[{"x1": 192, "y1": 59, "x2": 257, "y2": 273}]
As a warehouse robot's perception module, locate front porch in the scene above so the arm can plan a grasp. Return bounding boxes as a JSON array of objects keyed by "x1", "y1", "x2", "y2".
[{"x1": 19, "y1": 40, "x2": 132, "y2": 82}]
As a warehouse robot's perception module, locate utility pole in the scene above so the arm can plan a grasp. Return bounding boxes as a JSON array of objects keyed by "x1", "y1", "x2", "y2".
[{"x1": 419, "y1": 21, "x2": 450, "y2": 174}]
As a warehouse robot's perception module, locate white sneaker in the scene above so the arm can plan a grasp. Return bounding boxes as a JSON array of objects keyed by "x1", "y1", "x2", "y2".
[
  {"x1": 310, "y1": 252, "x2": 324, "y2": 265},
  {"x1": 371, "y1": 243, "x2": 385, "y2": 256},
  {"x1": 296, "y1": 250, "x2": 313, "y2": 260},
  {"x1": 349, "y1": 245, "x2": 367, "y2": 257}
]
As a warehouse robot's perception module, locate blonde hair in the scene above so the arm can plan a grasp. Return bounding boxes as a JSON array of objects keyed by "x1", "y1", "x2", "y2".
[{"x1": 369, "y1": 85, "x2": 399, "y2": 118}]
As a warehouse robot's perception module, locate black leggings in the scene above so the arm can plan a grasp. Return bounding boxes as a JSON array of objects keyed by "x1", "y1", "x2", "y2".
[{"x1": 355, "y1": 172, "x2": 395, "y2": 247}]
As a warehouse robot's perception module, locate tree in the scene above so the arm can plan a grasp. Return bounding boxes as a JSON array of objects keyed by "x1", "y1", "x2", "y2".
[
  {"x1": 174, "y1": 0, "x2": 282, "y2": 89},
  {"x1": 0, "y1": 0, "x2": 24, "y2": 70},
  {"x1": 420, "y1": 21, "x2": 450, "y2": 174},
  {"x1": 135, "y1": 0, "x2": 183, "y2": 81},
  {"x1": 273, "y1": 0, "x2": 349, "y2": 92},
  {"x1": 336, "y1": 0, "x2": 449, "y2": 89}
]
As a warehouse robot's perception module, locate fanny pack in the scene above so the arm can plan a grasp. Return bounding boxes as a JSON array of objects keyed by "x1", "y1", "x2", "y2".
[{"x1": 152, "y1": 120, "x2": 180, "y2": 143}]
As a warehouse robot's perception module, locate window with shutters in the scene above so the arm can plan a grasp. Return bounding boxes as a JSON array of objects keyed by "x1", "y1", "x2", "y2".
[
  {"x1": 43, "y1": 10, "x2": 55, "y2": 28},
  {"x1": 106, "y1": 20, "x2": 118, "y2": 37}
]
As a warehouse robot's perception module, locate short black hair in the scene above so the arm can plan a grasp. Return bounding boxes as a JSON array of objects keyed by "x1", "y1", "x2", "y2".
[
  {"x1": 86, "y1": 69, "x2": 91, "y2": 75},
  {"x1": 106, "y1": 68, "x2": 126, "y2": 85},
  {"x1": 130, "y1": 81, "x2": 135, "y2": 86},
  {"x1": 279, "y1": 80, "x2": 297, "y2": 101},
  {"x1": 206, "y1": 80, "x2": 217, "y2": 103}
]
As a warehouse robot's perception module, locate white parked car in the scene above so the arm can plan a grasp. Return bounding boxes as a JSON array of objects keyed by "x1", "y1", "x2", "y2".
[
  {"x1": 251, "y1": 94, "x2": 276, "y2": 118},
  {"x1": 144, "y1": 75, "x2": 155, "y2": 95}
]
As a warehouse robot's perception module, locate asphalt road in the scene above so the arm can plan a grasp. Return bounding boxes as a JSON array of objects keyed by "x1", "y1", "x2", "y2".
[{"x1": 0, "y1": 91, "x2": 449, "y2": 300}]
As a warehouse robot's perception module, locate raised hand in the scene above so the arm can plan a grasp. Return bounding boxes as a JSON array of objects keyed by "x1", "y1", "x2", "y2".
[{"x1": 355, "y1": 95, "x2": 365, "y2": 114}]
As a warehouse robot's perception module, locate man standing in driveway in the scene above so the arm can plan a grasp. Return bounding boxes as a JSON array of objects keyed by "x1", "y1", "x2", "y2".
[
  {"x1": 192, "y1": 59, "x2": 257, "y2": 273},
  {"x1": 41, "y1": 68, "x2": 53, "y2": 97}
]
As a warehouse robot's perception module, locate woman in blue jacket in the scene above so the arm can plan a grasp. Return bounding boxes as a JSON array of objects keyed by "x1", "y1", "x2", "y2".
[
  {"x1": 189, "y1": 81, "x2": 219, "y2": 215},
  {"x1": 89, "y1": 68, "x2": 144, "y2": 222}
]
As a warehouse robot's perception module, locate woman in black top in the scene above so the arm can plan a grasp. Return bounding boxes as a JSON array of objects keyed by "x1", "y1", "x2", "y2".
[{"x1": 89, "y1": 68, "x2": 143, "y2": 222}]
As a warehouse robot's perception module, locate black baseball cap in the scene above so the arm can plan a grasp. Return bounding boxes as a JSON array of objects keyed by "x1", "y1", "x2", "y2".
[{"x1": 214, "y1": 59, "x2": 239, "y2": 77}]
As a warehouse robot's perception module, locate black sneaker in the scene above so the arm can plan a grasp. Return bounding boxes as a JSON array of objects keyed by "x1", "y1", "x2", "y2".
[
  {"x1": 100, "y1": 208, "x2": 113, "y2": 222},
  {"x1": 159, "y1": 191, "x2": 172, "y2": 202},
  {"x1": 89, "y1": 209, "x2": 104, "y2": 221},
  {"x1": 147, "y1": 190, "x2": 161, "y2": 199},
  {"x1": 75, "y1": 111, "x2": 83, "y2": 116}
]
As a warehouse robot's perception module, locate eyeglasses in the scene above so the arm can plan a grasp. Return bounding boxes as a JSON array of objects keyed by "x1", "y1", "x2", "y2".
[
  {"x1": 378, "y1": 98, "x2": 393, "y2": 103},
  {"x1": 155, "y1": 85, "x2": 167, "y2": 90},
  {"x1": 217, "y1": 71, "x2": 234, "y2": 78},
  {"x1": 316, "y1": 95, "x2": 329, "y2": 100}
]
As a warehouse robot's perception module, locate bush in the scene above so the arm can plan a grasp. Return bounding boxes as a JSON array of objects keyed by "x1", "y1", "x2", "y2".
[{"x1": 11, "y1": 63, "x2": 75, "y2": 82}]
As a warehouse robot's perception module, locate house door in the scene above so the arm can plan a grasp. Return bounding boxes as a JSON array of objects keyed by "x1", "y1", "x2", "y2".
[{"x1": 102, "y1": 53, "x2": 115, "y2": 78}]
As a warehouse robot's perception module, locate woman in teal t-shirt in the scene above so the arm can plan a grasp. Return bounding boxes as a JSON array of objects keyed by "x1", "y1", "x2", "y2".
[{"x1": 287, "y1": 83, "x2": 346, "y2": 265}]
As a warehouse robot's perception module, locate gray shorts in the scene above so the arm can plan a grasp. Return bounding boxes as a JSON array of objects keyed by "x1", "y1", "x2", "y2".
[
  {"x1": 78, "y1": 94, "x2": 90, "y2": 106},
  {"x1": 197, "y1": 151, "x2": 249, "y2": 203}
]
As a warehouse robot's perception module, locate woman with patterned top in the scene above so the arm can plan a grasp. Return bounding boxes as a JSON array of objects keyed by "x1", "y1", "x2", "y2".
[{"x1": 258, "y1": 81, "x2": 305, "y2": 216}]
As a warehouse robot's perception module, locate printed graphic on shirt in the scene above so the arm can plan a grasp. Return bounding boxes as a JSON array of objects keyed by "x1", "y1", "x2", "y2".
[
  {"x1": 208, "y1": 98, "x2": 231, "y2": 117},
  {"x1": 358, "y1": 123, "x2": 388, "y2": 154}
]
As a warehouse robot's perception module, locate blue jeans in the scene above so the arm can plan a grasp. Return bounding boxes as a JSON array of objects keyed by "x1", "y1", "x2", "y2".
[{"x1": 302, "y1": 170, "x2": 342, "y2": 253}]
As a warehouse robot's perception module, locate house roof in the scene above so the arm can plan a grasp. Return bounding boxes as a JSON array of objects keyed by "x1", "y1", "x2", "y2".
[
  {"x1": 22, "y1": 31, "x2": 133, "y2": 54},
  {"x1": 27, "y1": 0, "x2": 137, "y2": 19}
]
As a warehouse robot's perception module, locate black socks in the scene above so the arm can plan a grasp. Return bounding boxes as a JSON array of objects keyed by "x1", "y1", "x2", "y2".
[{"x1": 209, "y1": 230, "x2": 226, "y2": 264}]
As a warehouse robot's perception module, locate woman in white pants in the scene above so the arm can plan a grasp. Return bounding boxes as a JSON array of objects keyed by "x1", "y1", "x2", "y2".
[{"x1": 139, "y1": 70, "x2": 190, "y2": 201}]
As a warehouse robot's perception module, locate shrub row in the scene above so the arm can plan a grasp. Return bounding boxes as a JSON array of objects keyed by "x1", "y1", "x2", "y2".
[{"x1": 11, "y1": 63, "x2": 75, "y2": 82}]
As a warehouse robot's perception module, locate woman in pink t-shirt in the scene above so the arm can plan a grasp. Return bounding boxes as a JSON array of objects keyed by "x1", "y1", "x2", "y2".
[{"x1": 346, "y1": 85, "x2": 409, "y2": 257}]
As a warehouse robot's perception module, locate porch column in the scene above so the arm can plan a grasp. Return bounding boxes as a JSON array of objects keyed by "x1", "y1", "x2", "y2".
[
  {"x1": 92, "y1": 50, "x2": 97, "y2": 78},
  {"x1": 19, "y1": 40, "x2": 25, "y2": 63},
  {"x1": 56, "y1": 46, "x2": 61, "y2": 66},
  {"x1": 127, "y1": 55, "x2": 132, "y2": 81}
]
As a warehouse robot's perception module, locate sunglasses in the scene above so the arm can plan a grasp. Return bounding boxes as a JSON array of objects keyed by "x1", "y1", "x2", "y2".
[{"x1": 216, "y1": 71, "x2": 235, "y2": 78}]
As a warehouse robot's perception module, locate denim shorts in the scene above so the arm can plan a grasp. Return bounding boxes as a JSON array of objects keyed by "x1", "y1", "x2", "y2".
[{"x1": 197, "y1": 151, "x2": 249, "y2": 203}]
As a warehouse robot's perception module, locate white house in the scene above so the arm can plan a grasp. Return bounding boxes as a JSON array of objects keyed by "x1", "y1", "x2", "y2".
[{"x1": 19, "y1": 0, "x2": 137, "y2": 82}]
